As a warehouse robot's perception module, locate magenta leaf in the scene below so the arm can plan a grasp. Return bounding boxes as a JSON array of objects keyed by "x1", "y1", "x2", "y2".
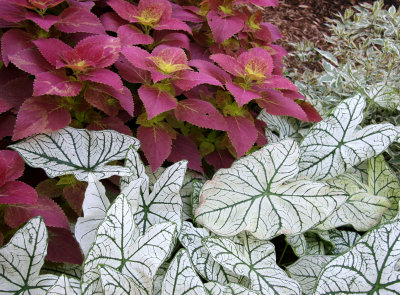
[
  {"x1": 25, "y1": 12, "x2": 60, "y2": 31},
  {"x1": 175, "y1": 99, "x2": 227, "y2": 131},
  {"x1": 0, "y1": 76, "x2": 33, "y2": 111},
  {"x1": 55, "y1": 7, "x2": 105, "y2": 34},
  {"x1": 115, "y1": 56, "x2": 151, "y2": 84},
  {"x1": 255, "y1": 119, "x2": 267, "y2": 146},
  {"x1": 168, "y1": 134, "x2": 203, "y2": 173},
  {"x1": 138, "y1": 85, "x2": 177, "y2": 119},
  {"x1": 46, "y1": 227, "x2": 84, "y2": 264},
  {"x1": 4, "y1": 195, "x2": 70, "y2": 229},
  {"x1": 174, "y1": 71, "x2": 222, "y2": 91},
  {"x1": 189, "y1": 59, "x2": 232, "y2": 84},
  {"x1": 154, "y1": 32, "x2": 190, "y2": 50},
  {"x1": 33, "y1": 71, "x2": 82, "y2": 97},
  {"x1": 80, "y1": 68, "x2": 123, "y2": 92},
  {"x1": 226, "y1": 82, "x2": 261, "y2": 106},
  {"x1": 13, "y1": 96, "x2": 71, "y2": 140},
  {"x1": 0, "y1": 181, "x2": 37, "y2": 205},
  {"x1": 171, "y1": 3, "x2": 203, "y2": 23},
  {"x1": 260, "y1": 75, "x2": 298, "y2": 91},
  {"x1": 107, "y1": 0, "x2": 138, "y2": 22},
  {"x1": 0, "y1": 99, "x2": 12, "y2": 115},
  {"x1": 0, "y1": 0, "x2": 25, "y2": 23},
  {"x1": 226, "y1": 116, "x2": 258, "y2": 158},
  {"x1": 87, "y1": 116, "x2": 133, "y2": 136},
  {"x1": 1, "y1": 29, "x2": 33, "y2": 66},
  {"x1": 0, "y1": 150, "x2": 24, "y2": 182},
  {"x1": 84, "y1": 87, "x2": 120, "y2": 117},
  {"x1": 155, "y1": 18, "x2": 192, "y2": 33},
  {"x1": 121, "y1": 45, "x2": 152, "y2": 71},
  {"x1": 210, "y1": 53, "x2": 244, "y2": 77},
  {"x1": 9, "y1": 48, "x2": 52, "y2": 75},
  {"x1": 33, "y1": 38, "x2": 72, "y2": 67},
  {"x1": 0, "y1": 114, "x2": 16, "y2": 140},
  {"x1": 137, "y1": 125, "x2": 172, "y2": 172},
  {"x1": 62, "y1": 181, "x2": 87, "y2": 216},
  {"x1": 205, "y1": 149, "x2": 235, "y2": 170},
  {"x1": 118, "y1": 24, "x2": 153, "y2": 46},
  {"x1": 297, "y1": 100, "x2": 322, "y2": 122},
  {"x1": 207, "y1": 11, "x2": 244, "y2": 43},
  {"x1": 100, "y1": 12, "x2": 126, "y2": 32}
]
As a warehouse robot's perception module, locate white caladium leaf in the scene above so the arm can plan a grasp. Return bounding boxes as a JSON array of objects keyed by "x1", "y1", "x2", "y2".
[
  {"x1": 120, "y1": 146, "x2": 149, "y2": 191},
  {"x1": 99, "y1": 265, "x2": 146, "y2": 295},
  {"x1": 299, "y1": 95, "x2": 398, "y2": 180},
  {"x1": 367, "y1": 84, "x2": 400, "y2": 111},
  {"x1": 257, "y1": 109, "x2": 301, "y2": 143},
  {"x1": 203, "y1": 233, "x2": 302, "y2": 295},
  {"x1": 153, "y1": 262, "x2": 169, "y2": 295},
  {"x1": 368, "y1": 155, "x2": 400, "y2": 221},
  {"x1": 0, "y1": 216, "x2": 58, "y2": 294},
  {"x1": 195, "y1": 139, "x2": 347, "y2": 239},
  {"x1": 181, "y1": 172, "x2": 205, "y2": 221},
  {"x1": 191, "y1": 180, "x2": 203, "y2": 217},
  {"x1": 162, "y1": 249, "x2": 206, "y2": 295},
  {"x1": 81, "y1": 193, "x2": 177, "y2": 294},
  {"x1": 286, "y1": 232, "x2": 325, "y2": 257},
  {"x1": 179, "y1": 222, "x2": 242, "y2": 284},
  {"x1": 287, "y1": 255, "x2": 334, "y2": 295},
  {"x1": 318, "y1": 173, "x2": 391, "y2": 231},
  {"x1": 203, "y1": 282, "x2": 260, "y2": 295},
  {"x1": 46, "y1": 275, "x2": 81, "y2": 295},
  {"x1": 315, "y1": 218, "x2": 400, "y2": 294},
  {"x1": 10, "y1": 127, "x2": 140, "y2": 181},
  {"x1": 325, "y1": 229, "x2": 361, "y2": 255}
]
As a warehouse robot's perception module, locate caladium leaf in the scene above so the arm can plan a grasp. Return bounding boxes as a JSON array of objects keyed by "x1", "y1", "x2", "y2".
[
  {"x1": 315, "y1": 218, "x2": 400, "y2": 294},
  {"x1": 325, "y1": 229, "x2": 361, "y2": 255},
  {"x1": 286, "y1": 255, "x2": 335, "y2": 295},
  {"x1": 286, "y1": 232, "x2": 326, "y2": 257},
  {"x1": 99, "y1": 265, "x2": 147, "y2": 295},
  {"x1": 180, "y1": 172, "x2": 205, "y2": 221},
  {"x1": 203, "y1": 233, "x2": 302, "y2": 295},
  {"x1": 45, "y1": 274, "x2": 81, "y2": 295},
  {"x1": 299, "y1": 95, "x2": 398, "y2": 180},
  {"x1": 0, "y1": 216, "x2": 58, "y2": 294},
  {"x1": 203, "y1": 282, "x2": 260, "y2": 295},
  {"x1": 10, "y1": 127, "x2": 140, "y2": 181},
  {"x1": 161, "y1": 249, "x2": 206, "y2": 295},
  {"x1": 82, "y1": 193, "x2": 177, "y2": 294},
  {"x1": 153, "y1": 262, "x2": 169, "y2": 295},
  {"x1": 317, "y1": 173, "x2": 391, "y2": 231},
  {"x1": 179, "y1": 221, "x2": 242, "y2": 284},
  {"x1": 195, "y1": 139, "x2": 347, "y2": 239}
]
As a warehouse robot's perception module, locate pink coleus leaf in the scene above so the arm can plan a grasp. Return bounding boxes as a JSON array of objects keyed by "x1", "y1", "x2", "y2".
[
  {"x1": 121, "y1": 45, "x2": 152, "y2": 71},
  {"x1": 0, "y1": 0, "x2": 24, "y2": 23},
  {"x1": 226, "y1": 82, "x2": 261, "y2": 106},
  {"x1": 62, "y1": 181, "x2": 87, "y2": 216},
  {"x1": 4, "y1": 195, "x2": 70, "y2": 229},
  {"x1": 0, "y1": 76, "x2": 33, "y2": 111},
  {"x1": 148, "y1": 45, "x2": 191, "y2": 74},
  {"x1": 0, "y1": 99, "x2": 12, "y2": 115},
  {"x1": 0, "y1": 150, "x2": 24, "y2": 183},
  {"x1": 0, "y1": 114, "x2": 16, "y2": 140},
  {"x1": 205, "y1": 149, "x2": 235, "y2": 170},
  {"x1": 138, "y1": 125, "x2": 172, "y2": 172},
  {"x1": 189, "y1": 59, "x2": 232, "y2": 84},
  {"x1": 237, "y1": 47, "x2": 274, "y2": 80},
  {"x1": 8, "y1": 47, "x2": 52, "y2": 75},
  {"x1": 1, "y1": 29, "x2": 33, "y2": 66},
  {"x1": 107, "y1": 0, "x2": 139, "y2": 22},
  {"x1": 234, "y1": 0, "x2": 278, "y2": 6},
  {"x1": 175, "y1": 99, "x2": 227, "y2": 131},
  {"x1": 255, "y1": 119, "x2": 267, "y2": 146},
  {"x1": 33, "y1": 70, "x2": 82, "y2": 97},
  {"x1": 25, "y1": 12, "x2": 60, "y2": 31},
  {"x1": 260, "y1": 75, "x2": 298, "y2": 91},
  {"x1": 226, "y1": 115, "x2": 258, "y2": 158},
  {"x1": 13, "y1": 96, "x2": 71, "y2": 140},
  {"x1": 55, "y1": 6, "x2": 105, "y2": 34},
  {"x1": 100, "y1": 12, "x2": 127, "y2": 32},
  {"x1": 210, "y1": 53, "x2": 244, "y2": 77},
  {"x1": 118, "y1": 24, "x2": 153, "y2": 46},
  {"x1": 115, "y1": 56, "x2": 151, "y2": 84},
  {"x1": 87, "y1": 116, "x2": 132, "y2": 136},
  {"x1": 0, "y1": 181, "x2": 37, "y2": 205},
  {"x1": 46, "y1": 227, "x2": 84, "y2": 264},
  {"x1": 84, "y1": 86, "x2": 120, "y2": 117},
  {"x1": 297, "y1": 100, "x2": 322, "y2": 122},
  {"x1": 168, "y1": 134, "x2": 203, "y2": 173},
  {"x1": 174, "y1": 71, "x2": 222, "y2": 91},
  {"x1": 155, "y1": 18, "x2": 192, "y2": 33},
  {"x1": 207, "y1": 11, "x2": 244, "y2": 43},
  {"x1": 80, "y1": 68, "x2": 123, "y2": 92},
  {"x1": 12, "y1": 0, "x2": 64, "y2": 10},
  {"x1": 138, "y1": 85, "x2": 177, "y2": 119},
  {"x1": 33, "y1": 38, "x2": 72, "y2": 67},
  {"x1": 170, "y1": 3, "x2": 203, "y2": 23},
  {"x1": 154, "y1": 32, "x2": 190, "y2": 50}
]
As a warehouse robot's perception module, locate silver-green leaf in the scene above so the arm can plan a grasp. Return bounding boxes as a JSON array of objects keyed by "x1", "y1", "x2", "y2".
[{"x1": 45, "y1": 275, "x2": 81, "y2": 295}]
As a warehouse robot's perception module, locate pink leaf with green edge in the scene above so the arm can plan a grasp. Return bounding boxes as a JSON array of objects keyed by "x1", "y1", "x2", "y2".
[
  {"x1": 118, "y1": 24, "x2": 153, "y2": 46},
  {"x1": 33, "y1": 38, "x2": 72, "y2": 67},
  {"x1": 138, "y1": 85, "x2": 177, "y2": 119},
  {"x1": 107, "y1": 0, "x2": 138, "y2": 22},
  {"x1": 205, "y1": 149, "x2": 235, "y2": 170},
  {"x1": 297, "y1": 100, "x2": 322, "y2": 122},
  {"x1": 55, "y1": 6, "x2": 105, "y2": 34},
  {"x1": 174, "y1": 71, "x2": 222, "y2": 91},
  {"x1": 115, "y1": 56, "x2": 151, "y2": 84},
  {"x1": 84, "y1": 86, "x2": 120, "y2": 117},
  {"x1": 226, "y1": 116, "x2": 258, "y2": 158},
  {"x1": 1, "y1": 29, "x2": 33, "y2": 66},
  {"x1": 256, "y1": 89, "x2": 308, "y2": 121},
  {"x1": 33, "y1": 71, "x2": 82, "y2": 97},
  {"x1": 62, "y1": 181, "x2": 87, "y2": 216},
  {"x1": 210, "y1": 53, "x2": 244, "y2": 77},
  {"x1": 122, "y1": 45, "x2": 151, "y2": 71},
  {"x1": 13, "y1": 96, "x2": 71, "y2": 140},
  {"x1": 207, "y1": 11, "x2": 244, "y2": 43},
  {"x1": 0, "y1": 181, "x2": 37, "y2": 205},
  {"x1": 0, "y1": 150, "x2": 24, "y2": 182},
  {"x1": 87, "y1": 116, "x2": 132, "y2": 136},
  {"x1": 260, "y1": 75, "x2": 298, "y2": 91},
  {"x1": 25, "y1": 12, "x2": 60, "y2": 31},
  {"x1": 100, "y1": 12, "x2": 126, "y2": 32},
  {"x1": 167, "y1": 134, "x2": 203, "y2": 173},
  {"x1": 175, "y1": 99, "x2": 228, "y2": 131},
  {"x1": 80, "y1": 68, "x2": 123, "y2": 92},
  {"x1": 138, "y1": 125, "x2": 172, "y2": 172},
  {"x1": 155, "y1": 18, "x2": 192, "y2": 33},
  {"x1": 4, "y1": 195, "x2": 70, "y2": 229},
  {"x1": 46, "y1": 227, "x2": 83, "y2": 264},
  {"x1": 0, "y1": 114, "x2": 16, "y2": 140},
  {"x1": 189, "y1": 59, "x2": 232, "y2": 84},
  {"x1": 154, "y1": 32, "x2": 190, "y2": 50},
  {"x1": 9, "y1": 48, "x2": 52, "y2": 75},
  {"x1": 226, "y1": 82, "x2": 261, "y2": 106}
]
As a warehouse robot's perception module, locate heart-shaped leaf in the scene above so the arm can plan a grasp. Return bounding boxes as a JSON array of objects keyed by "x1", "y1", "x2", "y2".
[
  {"x1": 10, "y1": 127, "x2": 140, "y2": 181},
  {"x1": 195, "y1": 139, "x2": 347, "y2": 239},
  {"x1": 45, "y1": 274, "x2": 81, "y2": 295},
  {"x1": 99, "y1": 265, "x2": 147, "y2": 295}
]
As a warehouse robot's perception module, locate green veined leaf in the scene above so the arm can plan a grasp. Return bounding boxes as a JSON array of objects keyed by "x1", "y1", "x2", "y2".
[
  {"x1": 317, "y1": 173, "x2": 391, "y2": 231},
  {"x1": 81, "y1": 193, "x2": 177, "y2": 294},
  {"x1": 161, "y1": 249, "x2": 206, "y2": 295},
  {"x1": 45, "y1": 275, "x2": 81, "y2": 295},
  {"x1": 326, "y1": 229, "x2": 361, "y2": 255},
  {"x1": 10, "y1": 127, "x2": 140, "y2": 181},
  {"x1": 203, "y1": 282, "x2": 260, "y2": 295},
  {"x1": 315, "y1": 49, "x2": 339, "y2": 66},
  {"x1": 0, "y1": 216, "x2": 58, "y2": 294},
  {"x1": 203, "y1": 233, "x2": 302, "y2": 295},
  {"x1": 153, "y1": 262, "x2": 169, "y2": 295},
  {"x1": 286, "y1": 232, "x2": 326, "y2": 257},
  {"x1": 315, "y1": 218, "x2": 400, "y2": 294},
  {"x1": 195, "y1": 139, "x2": 347, "y2": 239},
  {"x1": 367, "y1": 84, "x2": 400, "y2": 111},
  {"x1": 287, "y1": 255, "x2": 334, "y2": 295},
  {"x1": 181, "y1": 172, "x2": 205, "y2": 221},
  {"x1": 99, "y1": 265, "x2": 147, "y2": 295},
  {"x1": 299, "y1": 95, "x2": 398, "y2": 180},
  {"x1": 179, "y1": 221, "x2": 242, "y2": 284}
]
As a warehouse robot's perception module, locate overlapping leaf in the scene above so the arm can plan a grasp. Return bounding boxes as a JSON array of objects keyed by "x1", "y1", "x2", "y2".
[
  {"x1": 286, "y1": 232, "x2": 326, "y2": 257},
  {"x1": 203, "y1": 233, "x2": 301, "y2": 295},
  {"x1": 45, "y1": 274, "x2": 81, "y2": 295},
  {"x1": 195, "y1": 139, "x2": 347, "y2": 239},
  {"x1": 203, "y1": 282, "x2": 260, "y2": 295},
  {"x1": 10, "y1": 127, "x2": 140, "y2": 181},
  {"x1": 299, "y1": 95, "x2": 398, "y2": 180},
  {"x1": 325, "y1": 229, "x2": 361, "y2": 255},
  {"x1": 99, "y1": 265, "x2": 146, "y2": 295},
  {"x1": 315, "y1": 218, "x2": 400, "y2": 294}
]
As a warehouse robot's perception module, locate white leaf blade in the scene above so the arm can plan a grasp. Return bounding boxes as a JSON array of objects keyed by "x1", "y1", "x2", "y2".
[
  {"x1": 99, "y1": 265, "x2": 146, "y2": 295},
  {"x1": 45, "y1": 275, "x2": 81, "y2": 295},
  {"x1": 204, "y1": 282, "x2": 260, "y2": 295}
]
